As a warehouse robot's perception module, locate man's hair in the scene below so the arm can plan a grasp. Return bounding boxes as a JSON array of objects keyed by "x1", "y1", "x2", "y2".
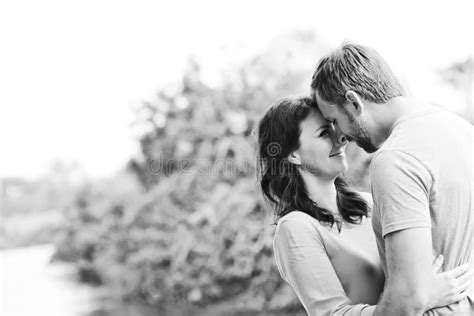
[{"x1": 311, "y1": 43, "x2": 404, "y2": 105}]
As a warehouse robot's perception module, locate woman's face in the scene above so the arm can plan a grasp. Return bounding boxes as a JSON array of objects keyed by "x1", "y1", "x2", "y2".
[{"x1": 293, "y1": 109, "x2": 348, "y2": 178}]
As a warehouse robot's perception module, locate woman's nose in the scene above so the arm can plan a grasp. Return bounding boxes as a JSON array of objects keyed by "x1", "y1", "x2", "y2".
[{"x1": 337, "y1": 134, "x2": 348, "y2": 146}]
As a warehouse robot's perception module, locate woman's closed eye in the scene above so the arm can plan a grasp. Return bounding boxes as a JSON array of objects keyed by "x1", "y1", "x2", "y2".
[{"x1": 319, "y1": 129, "x2": 329, "y2": 137}]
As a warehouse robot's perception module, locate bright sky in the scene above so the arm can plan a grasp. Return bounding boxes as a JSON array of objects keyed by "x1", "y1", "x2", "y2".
[{"x1": 0, "y1": 0, "x2": 472, "y2": 179}]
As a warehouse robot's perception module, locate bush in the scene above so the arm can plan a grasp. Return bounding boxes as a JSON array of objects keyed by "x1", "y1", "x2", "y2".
[{"x1": 54, "y1": 31, "x2": 372, "y2": 311}]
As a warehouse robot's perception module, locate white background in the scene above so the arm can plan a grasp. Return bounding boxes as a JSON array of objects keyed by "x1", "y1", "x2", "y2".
[{"x1": 1, "y1": 0, "x2": 472, "y2": 179}]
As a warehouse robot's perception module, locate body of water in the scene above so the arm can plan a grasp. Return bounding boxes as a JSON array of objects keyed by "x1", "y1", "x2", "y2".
[{"x1": 0, "y1": 244, "x2": 108, "y2": 316}]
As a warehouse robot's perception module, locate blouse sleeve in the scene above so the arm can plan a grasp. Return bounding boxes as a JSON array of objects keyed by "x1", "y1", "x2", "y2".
[{"x1": 273, "y1": 216, "x2": 376, "y2": 316}]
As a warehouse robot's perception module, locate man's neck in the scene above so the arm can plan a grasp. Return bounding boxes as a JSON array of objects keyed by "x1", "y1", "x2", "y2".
[{"x1": 371, "y1": 96, "x2": 426, "y2": 147}]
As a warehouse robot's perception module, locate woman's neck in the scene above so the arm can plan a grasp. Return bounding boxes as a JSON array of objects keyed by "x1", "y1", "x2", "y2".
[{"x1": 300, "y1": 171, "x2": 338, "y2": 215}]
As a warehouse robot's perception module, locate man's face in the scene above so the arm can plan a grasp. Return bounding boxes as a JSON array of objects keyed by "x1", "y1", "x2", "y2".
[{"x1": 315, "y1": 93, "x2": 378, "y2": 153}]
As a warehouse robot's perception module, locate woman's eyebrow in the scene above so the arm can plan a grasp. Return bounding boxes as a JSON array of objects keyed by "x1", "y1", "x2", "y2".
[{"x1": 315, "y1": 124, "x2": 330, "y2": 132}]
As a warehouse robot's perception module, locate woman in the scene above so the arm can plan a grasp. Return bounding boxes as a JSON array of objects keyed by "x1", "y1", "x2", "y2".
[{"x1": 256, "y1": 97, "x2": 472, "y2": 315}]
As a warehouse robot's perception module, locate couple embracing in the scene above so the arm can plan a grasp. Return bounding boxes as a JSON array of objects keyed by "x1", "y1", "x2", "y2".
[{"x1": 257, "y1": 44, "x2": 473, "y2": 315}]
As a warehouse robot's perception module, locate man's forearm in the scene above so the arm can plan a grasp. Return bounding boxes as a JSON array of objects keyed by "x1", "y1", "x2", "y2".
[{"x1": 374, "y1": 286, "x2": 427, "y2": 316}]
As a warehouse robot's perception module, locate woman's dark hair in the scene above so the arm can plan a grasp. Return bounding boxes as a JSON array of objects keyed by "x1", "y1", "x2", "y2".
[{"x1": 257, "y1": 97, "x2": 369, "y2": 231}]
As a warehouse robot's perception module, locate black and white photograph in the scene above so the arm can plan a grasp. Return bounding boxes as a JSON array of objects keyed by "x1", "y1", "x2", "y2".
[{"x1": 0, "y1": 1, "x2": 472, "y2": 315}]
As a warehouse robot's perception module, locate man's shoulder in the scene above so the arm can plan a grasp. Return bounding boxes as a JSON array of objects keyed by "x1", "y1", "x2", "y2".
[
  {"x1": 372, "y1": 108, "x2": 472, "y2": 176},
  {"x1": 370, "y1": 149, "x2": 424, "y2": 172},
  {"x1": 389, "y1": 107, "x2": 471, "y2": 141},
  {"x1": 369, "y1": 148, "x2": 433, "y2": 192}
]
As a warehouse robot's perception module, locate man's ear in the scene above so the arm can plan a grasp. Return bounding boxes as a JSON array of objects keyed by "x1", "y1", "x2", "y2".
[
  {"x1": 288, "y1": 152, "x2": 301, "y2": 165},
  {"x1": 344, "y1": 90, "x2": 364, "y2": 114}
]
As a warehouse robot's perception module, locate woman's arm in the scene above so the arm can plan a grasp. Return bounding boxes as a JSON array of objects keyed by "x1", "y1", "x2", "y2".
[
  {"x1": 273, "y1": 217, "x2": 375, "y2": 316},
  {"x1": 273, "y1": 214, "x2": 472, "y2": 315}
]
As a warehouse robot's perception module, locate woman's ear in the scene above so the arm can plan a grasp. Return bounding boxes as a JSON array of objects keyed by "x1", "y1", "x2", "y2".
[
  {"x1": 288, "y1": 152, "x2": 301, "y2": 165},
  {"x1": 344, "y1": 90, "x2": 364, "y2": 114}
]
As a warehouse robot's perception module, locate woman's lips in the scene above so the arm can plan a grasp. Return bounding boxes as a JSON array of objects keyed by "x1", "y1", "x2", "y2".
[{"x1": 329, "y1": 151, "x2": 345, "y2": 157}]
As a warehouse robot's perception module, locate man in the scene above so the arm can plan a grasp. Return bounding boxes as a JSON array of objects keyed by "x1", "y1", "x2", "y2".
[{"x1": 311, "y1": 43, "x2": 473, "y2": 315}]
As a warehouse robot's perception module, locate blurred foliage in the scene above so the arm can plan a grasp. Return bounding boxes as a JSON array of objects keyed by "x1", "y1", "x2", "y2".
[
  {"x1": 48, "y1": 31, "x2": 471, "y2": 312},
  {"x1": 53, "y1": 31, "x2": 348, "y2": 311},
  {"x1": 0, "y1": 162, "x2": 85, "y2": 249},
  {"x1": 438, "y1": 57, "x2": 473, "y2": 123}
]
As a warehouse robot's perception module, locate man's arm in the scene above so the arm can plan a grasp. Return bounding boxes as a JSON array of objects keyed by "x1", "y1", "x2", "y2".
[
  {"x1": 370, "y1": 150, "x2": 435, "y2": 316},
  {"x1": 374, "y1": 227, "x2": 433, "y2": 315}
]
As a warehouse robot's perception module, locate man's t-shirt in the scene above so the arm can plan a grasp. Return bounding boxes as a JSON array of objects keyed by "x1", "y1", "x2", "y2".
[{"x1": 370, "y1": 107, "x2": 473, "y2": 315}]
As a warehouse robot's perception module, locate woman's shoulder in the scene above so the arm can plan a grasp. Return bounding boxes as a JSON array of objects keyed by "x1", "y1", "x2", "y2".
[
  {"x1": 273, "y1": 211, "x2": 326, "y2": 259},
  {"x1": 276, "y1": 211, "x2": 320, "y2": 229},
  {"x1": 278, "y1": 210, "x2": 316, "y2": 221},
  {"x1": 275, "y1": 211, "x2": 324, "y2": 241}
]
